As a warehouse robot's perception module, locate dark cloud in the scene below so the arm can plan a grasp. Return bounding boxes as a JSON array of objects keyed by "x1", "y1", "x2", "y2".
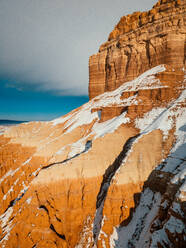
[{"x1": 0, "y1": 0, "x2": 157, "y2": 96}]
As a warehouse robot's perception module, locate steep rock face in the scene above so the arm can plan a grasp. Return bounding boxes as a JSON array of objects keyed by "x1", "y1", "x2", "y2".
[
  {"x1": 0, "y1": 1, "x2": 186, "y2": 247},
  {"x1": 0, "y1": 65, "x2": 185, "y2": 248},
  {"x1": 89, "y1": 0, "x2": 186, "y2": 99}
]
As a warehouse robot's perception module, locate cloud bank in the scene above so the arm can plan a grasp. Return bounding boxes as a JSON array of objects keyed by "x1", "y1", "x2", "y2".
[{"x1": 0, "y1": 0, "x2": 157, "y2": 96}]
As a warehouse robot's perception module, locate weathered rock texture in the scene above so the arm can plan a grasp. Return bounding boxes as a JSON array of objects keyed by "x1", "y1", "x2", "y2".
[
  {"x1": 0, "y1": 1, "x2": 186, "y2": 248},
  {"x1": 89, "y1": 0, "x2": 186, "y2": 99},
  {"x1": 0, "y1": 64, "x2": 185, "y2": 248}
]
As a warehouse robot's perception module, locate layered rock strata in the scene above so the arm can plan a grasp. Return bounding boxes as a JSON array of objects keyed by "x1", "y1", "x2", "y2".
[
  {"x1": 89, "y1": 0, "x2": 186, "y2": 99},
  {"x1": 0, "y1": 0, "x2": 186, "y2": 247},
  {"x1": 0, "y1": 65, "x2": 185, "y2": 248}
]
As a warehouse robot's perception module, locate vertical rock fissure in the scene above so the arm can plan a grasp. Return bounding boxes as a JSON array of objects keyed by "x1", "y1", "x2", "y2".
[
  {"x1": 145, "y1": 40, "x2": 151, "y2": 66},
  {"x1": 184, "y1": 38, "x2": 186, "y2": 65},
  {"x1": 92, "y1": 134, "x2": 140, "y2": 245},
  {"x1": 124, "y1": 45, "x2": 132, "y2": 76},
  {"x1": 113, "y1": 61, "x2": 118, "y2": 87},
  {"x1": 105, "y1": 48, "x2": 111, "y2": 92}
]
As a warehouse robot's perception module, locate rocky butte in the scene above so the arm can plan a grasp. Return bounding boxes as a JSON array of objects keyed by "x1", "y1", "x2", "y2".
[
  {"x1": 89, "y1": 0, "x2": 185, "y2": 99},
  {"x1": 0, "y1": 0, "x2": 185, "y2": 247}
]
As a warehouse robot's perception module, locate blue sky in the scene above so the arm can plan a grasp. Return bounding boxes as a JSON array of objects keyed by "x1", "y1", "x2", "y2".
[
  {"x1": 0, "y1": 80, "x2": 88, "y2": 121},
  {"x1": 0, "y1": 0, "x2": 156, "y2": 121}
]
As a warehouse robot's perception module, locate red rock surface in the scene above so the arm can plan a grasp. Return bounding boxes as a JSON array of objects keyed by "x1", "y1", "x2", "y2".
[
  {"x1": 89, "y1": 0, "x2": 186, "y2": 99},
  {"x1": 0, "y1": 1, "x2": 186, "y2": 247}
]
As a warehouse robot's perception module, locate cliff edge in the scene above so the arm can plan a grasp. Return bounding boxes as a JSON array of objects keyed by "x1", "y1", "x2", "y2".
[
  {"x1": 0, "y1": 0, "x2": 185, "y2": 247},
  {"x1": 89, "y1": 0, "x2": 186, "y2": 99}
]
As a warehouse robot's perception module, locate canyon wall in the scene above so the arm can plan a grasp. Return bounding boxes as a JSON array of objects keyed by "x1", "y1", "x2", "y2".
[
  {"x1": 0, "y1": 65, "x2": 185, "y2": 248},
  {"x1": 0, "y1": 0, "x2": 186, "y2": 247},
  {"x1": 89, "y1": 0, "x2": 186, "y2": 99}
]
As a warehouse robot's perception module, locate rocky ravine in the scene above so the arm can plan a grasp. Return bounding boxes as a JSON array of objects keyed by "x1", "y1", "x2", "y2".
[{"x1": 0, "y1": 1, "x2": 186, "y2": 248}]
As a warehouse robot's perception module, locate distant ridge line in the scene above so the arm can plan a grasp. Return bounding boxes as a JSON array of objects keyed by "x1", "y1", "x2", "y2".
[{"x1": 0, "y1": 119, "x2": 28, "y2": 125}]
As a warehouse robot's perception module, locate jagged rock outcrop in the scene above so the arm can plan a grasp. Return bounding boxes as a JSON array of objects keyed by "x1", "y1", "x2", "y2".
[
  {"x1": 89, "y1": 0, "x2": 186, "y2": 99},
  {"x1": 0, "y1": 1, "x2": 186, "y2": 248}
]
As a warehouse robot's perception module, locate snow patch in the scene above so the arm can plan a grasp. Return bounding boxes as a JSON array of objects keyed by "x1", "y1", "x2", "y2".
[
  {"x1": 68, "y1": 138, "x2": 87, "y2": 158},
  {"x1": 150, "y1": 229, "x2": 170, "y2": 248},
  {"x1": 0, "y1": 207, "x2": 13, "y2": 229},
  {"x1": 112, "y1": 189, "x2": 161, "y2": 247},
  {"x1": 55, "y1": 146, "x2": 66, "y2": 155},
  {"x1": 23, "y1": 157, "x2": 32, "y2": 166},
  {"x1": 65, "y1": 108, "x2": 99, "y2": 134},
  {"x1": 3, "y1": 186, "x2": 14, "y2": 200},
  {"x1": 26, "y1": 197, "x2": 32, "y2": 204},
  {"x1": 93, "y1": 201, "x2": 104, "y2": 244},
  {"x1": 75, "y1": 215, "x2": 94, "y2": 248},
  {"x1": 165, "y1": 216, "x2": 185, "y2": 234},
  {"x1": 32, "y1": 167, "x2": 41, "y2": 177},
  {"x1": 171, "y1": 202, "x2": 184, "y2": 217},
  {"x1": 110, "y1": 227, "x2": 119, "y2": 247},
  {"x1": 98, "y1": 215, "x2": 108, "y2": 240},
  {"x1": 136, "y1": 90, "x2": 186, "y2": 140},
  {"x1": 177, "y1": 180, "x2": 186, "y2": 201},
  {"x1": 171, "y1": 167, "x2": 186, "y2": 184},
  {"x1": 92, "y1": 112, "x2": 130, "y2": 139},
  {"x1": 0, "y1": 168, "x2": 19, "y2": 185},
  {"x1": 135, "y1": 107, "x2": 165, "y2": 132},
  {"x1": 52, "y1": 114, "x2": 72, "y2": 126}
]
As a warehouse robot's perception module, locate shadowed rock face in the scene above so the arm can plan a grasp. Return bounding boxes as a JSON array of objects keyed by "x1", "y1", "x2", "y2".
[
  {"x1": 0, "y1": 1, "x2": 186, "y2": 248},
  {"x1": 89, "y1": 0, "x2": 186, "y2": 99}
]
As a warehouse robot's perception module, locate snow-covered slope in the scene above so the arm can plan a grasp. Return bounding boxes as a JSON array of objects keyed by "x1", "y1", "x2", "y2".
[
  {"x1": 110, "y1": 89, "x2": 186, "y2": 248},
  {"x1": 0, "y1": 65, "x2": 185, "y2": 248}
]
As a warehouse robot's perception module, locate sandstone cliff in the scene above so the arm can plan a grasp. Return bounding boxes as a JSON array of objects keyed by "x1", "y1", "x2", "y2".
[
  {"x1": 0, "y1": 0, "x2": 186, "y2": 248},
  {"x1": 0, "y1": 64, "x2": 185, "y2": 247},
  {"x1": 89, "y1": 0, "x2": 186, "y2": 99}
]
